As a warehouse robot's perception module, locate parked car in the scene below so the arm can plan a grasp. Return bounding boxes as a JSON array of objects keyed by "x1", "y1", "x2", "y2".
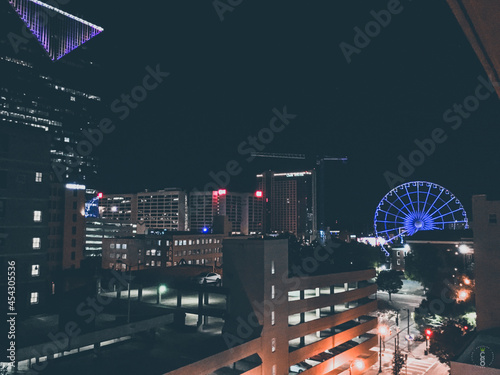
[
  {"x1": 289, "y1": 361, "x2": 311, "y2": 373},
  {"x1": 193, "y1": 272, "x2": 221, "y2": 285}
]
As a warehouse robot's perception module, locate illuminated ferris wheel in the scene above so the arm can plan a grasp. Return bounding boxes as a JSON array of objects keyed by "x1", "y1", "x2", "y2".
[{"x1": 374, "y1": 181, "x2": 469, "y2": 255}]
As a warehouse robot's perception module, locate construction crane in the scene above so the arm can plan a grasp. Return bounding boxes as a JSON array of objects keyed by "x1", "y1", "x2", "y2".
[{"x1": 251, "y1": 152, "x2": 347, "y2": 238}]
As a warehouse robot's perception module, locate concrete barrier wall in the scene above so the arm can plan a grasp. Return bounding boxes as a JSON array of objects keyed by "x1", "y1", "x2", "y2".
[
  {"x1": 164, "y1": 338, "x2": 262, "y2": 375},
  {"x1": 286, "y1": 269, "x2": 376, "y2": 292},
  {"x1": 289, "y1": 317, "x2": 378, "y2": 365},
  {"x1": 288, "y1": 284, "x2": 377, "y2": 315},
  {"x1": 288, "y1": 300, "x2": 378, "y2": 340}
]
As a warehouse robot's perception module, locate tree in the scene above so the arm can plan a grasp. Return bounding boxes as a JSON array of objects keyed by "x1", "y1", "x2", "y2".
[
  {"x1": 376, "y1": 270, "x2": 403, "y2": 301},
  {"x1": 430, "y1": 320, "x2": 471, "y2": 366},
  {"x1": 392, "y1": 346, "x2": 406, "y2": 375}
]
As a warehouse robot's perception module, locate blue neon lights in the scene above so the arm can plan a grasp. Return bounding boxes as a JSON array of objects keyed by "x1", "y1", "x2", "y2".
[{"x1": 374, "y1": 181, "x2": 468, "y2": 255}]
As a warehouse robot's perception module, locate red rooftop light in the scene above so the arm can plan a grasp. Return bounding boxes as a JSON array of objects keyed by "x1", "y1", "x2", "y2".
[
  {"x1": 255, "y1": 190, "x2": 263, "y2": 198},
  {"x1": 97, "y1": 192, "x2": 103, "y2": 199}
]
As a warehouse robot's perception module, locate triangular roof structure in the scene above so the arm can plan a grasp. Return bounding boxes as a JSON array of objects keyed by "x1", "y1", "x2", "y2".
[{"x1": 8, "y1": 0, "x2": 103, "y2": 61}]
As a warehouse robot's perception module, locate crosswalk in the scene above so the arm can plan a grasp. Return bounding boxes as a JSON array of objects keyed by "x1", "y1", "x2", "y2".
[{"x1": 405, "y1": 356, "x2": 437, "y2": 375}]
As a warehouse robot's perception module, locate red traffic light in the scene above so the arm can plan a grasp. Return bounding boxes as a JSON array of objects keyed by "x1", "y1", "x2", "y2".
[{"x1": 425, "y1": 329, "x2": 432, "y2": 338}]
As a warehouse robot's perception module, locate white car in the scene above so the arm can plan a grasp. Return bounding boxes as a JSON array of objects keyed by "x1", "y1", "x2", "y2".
[
  {"x1": 194, "y1": 272, "x2": 221, "y2": 285},
  {"x1": 290, "y1": 362, "x2": 311, "y2": 373}
]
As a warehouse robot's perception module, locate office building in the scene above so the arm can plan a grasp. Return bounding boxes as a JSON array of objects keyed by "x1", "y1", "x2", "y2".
[
  {"x1": 100, "y1": 189, "x2": 188, "y2": 232},
  {"x1": 1, "y1": 1, "x2": 103, "y2": 184},
  {"x1": 0, "y1": 124, "x2": 51, "y2": 313},
  {"x1": 189, "y1": 189, "x2": 264, "y2": 235},
  {"x1": 257, "y1": 170, "x2": 317, "y2": 240}
]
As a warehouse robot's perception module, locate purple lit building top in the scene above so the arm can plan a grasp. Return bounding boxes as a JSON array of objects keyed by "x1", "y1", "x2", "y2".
[{"x1": 9, "y1": 0, "x2": 103, "y2": 61}]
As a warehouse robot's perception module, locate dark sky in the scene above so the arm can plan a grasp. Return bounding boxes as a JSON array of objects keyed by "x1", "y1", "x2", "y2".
[{"x1": 31, "y1": 0, "x2": 500, "y2": 231}]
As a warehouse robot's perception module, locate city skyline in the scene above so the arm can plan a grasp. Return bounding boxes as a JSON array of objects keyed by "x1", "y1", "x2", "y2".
[{"x1": 3, "y1": 0, "x2": 499, "y2": 232}]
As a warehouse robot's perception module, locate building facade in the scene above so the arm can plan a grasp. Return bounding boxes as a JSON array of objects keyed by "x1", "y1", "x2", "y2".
[
  {"x1": 1, "y1": 1, "x2": 103, "y2": 185},
  {"x1": 0, "y1": 124, "x2": 51, "y2": 313},
  {"x1": 100, "y1": 189, "x2": 188, "y2": 232},
  {"x1": 257, "y1": 170, "x2": 317, "y2": 240},
  {"x1": 166, "y1": 239, "x2": 378, "y2": 375}
]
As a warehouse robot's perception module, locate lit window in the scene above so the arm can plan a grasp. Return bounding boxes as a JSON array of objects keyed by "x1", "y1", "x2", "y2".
[
  {"x1": 183, "y1": 240, "x2": 187, "y2": 245},
  {"x1": 271, "y1": 311, "x2": 275, "y2": 325},
  {"x1": 151, "y1": 261, "x2": 155, "y2": 267},
  {"x1": 151, "y1": 249, "x2": 156, "y2": 256},
  {"x1": 35, "y1": 172, "x2": 42, "y2": 182},
  {"x1": 209, "y1": 238, "x2": 212, "y2": 244},
  {"x1": 397, "y1": 259, "x2": 401, "y2": 265},
  {"x1": 175, "y1": 240, "x2": 178, "y2": 246},
  {"x1": 33, "y1": 210, "x2": 42, "y2": 222},
  {"x1": 271, "y1": 338, "x2": 276, "y2": 352},
  {"x1": 158, "y1": 240, "x2": 161, "y2": 246},
  {"x1": 157, "y1": 250, "x2": 161, "y2": 256},
  {"x1": 196, "y1": 239, "x2": 200, "y2": 244},
  {"x1": 157, "y1": 261, "x2": 161, "y2": 267},
  {"x1": 188, "y1": 240, "x2": 192, "y2": 245},
  {"x1": 116, "y1": 244, "x2": 121, "y2": 250},
  {"x1": 272, "y1": 365, "x2": 276, "y2": 375},
  {"x1": 271, "y1": 260, "x2": 275, "y2": 275},
  {"x1": 271, "y1": 285, "x2": 275, "y2": 299},
  {"x1": 64, "y1": 137, "x2": 70, "y2": 143},
  {"x1": 146, "y1": 250, "x2": 151, "y2": 256},
  {"x1": 122, "y1": 244, "x2": 127, "y2": 250},
  {"x1": 110, "y1": 243, "x2": 115, "y2": 249},
  {"x1": 32, "y1": 237, "x2": 41, "y2": 249},
  {"x1": 30, "y1": 292, "x2": 39, "y2": 305},
  {"x1": 31, "y1": 264, "x2": 40, "y2": 277},
  {"x1": 122, "y1": 254, "x2": 127, "y2": 260},
  {"x1": 70, "y1": 96, "x2": 76, "y2": 101}
]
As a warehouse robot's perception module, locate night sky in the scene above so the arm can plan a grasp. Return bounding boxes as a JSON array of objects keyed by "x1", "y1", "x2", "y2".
[{"x1": 19, "y1": 0, "x2": 500, "y2": 231}]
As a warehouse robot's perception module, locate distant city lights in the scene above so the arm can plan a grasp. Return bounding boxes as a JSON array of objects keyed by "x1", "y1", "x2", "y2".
[{"x1": 66, "y1": 183, "x2": 86, "y2": 190}]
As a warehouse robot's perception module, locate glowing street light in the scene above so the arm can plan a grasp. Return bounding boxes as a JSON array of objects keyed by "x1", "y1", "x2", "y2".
[
  {"x1": 350, "y1": 359, "x2": 365, "y2": 374},
  {"x1": 457, "y1": 289, "x2": 470, "y2": 302},
  {"x1": 378, "y1": 324, "x2": 391, "y2": 373},
  {"x1": 463, "y1": 277, "x2": 471, "y2": 285}
]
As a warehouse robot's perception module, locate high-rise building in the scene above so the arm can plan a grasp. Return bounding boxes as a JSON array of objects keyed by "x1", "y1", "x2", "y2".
[
  {"x1": 257, "y1": 170, "x2": 317, "y2": 240},
  {"x1": 1, "y1": 1, "x2": 103, "y2": 185},
  {"x1": 100, "y1": 189, "x2": 188, "y2": 232},
  {"x1": 0, "y1": 124, "x2": 51, "y2": 313},
  {"x1": 189, "y1": 190, "x2": 263, "y2": 235}
]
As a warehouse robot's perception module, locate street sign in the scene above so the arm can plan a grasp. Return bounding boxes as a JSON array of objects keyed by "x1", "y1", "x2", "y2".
[{"x1": 405, "y1": 334, "x2": 414, "y2": 342}]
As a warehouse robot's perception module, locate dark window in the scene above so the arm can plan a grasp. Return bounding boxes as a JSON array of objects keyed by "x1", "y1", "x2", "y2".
[
  {"x1": 71, "y1": 252, "x2": 75, "y2": 260},
  {"x1": 489, "y1": 214, "x2": 497, "y2": 224},
  {"x1": 72, "y1": 202, "x2": 77, "y2": 209},
  {"x1": 72, "y1": 214, "x2": 77, "y2": 222},
  {"x1": 71, "y1": 239, "x2": 76, "y2": 247},
  {"x1": 71, "y1": 226, "x2": 76, "y2": 235},
  {"x1": 73, "y1": 190, "x2": 77, "y2": 197}
]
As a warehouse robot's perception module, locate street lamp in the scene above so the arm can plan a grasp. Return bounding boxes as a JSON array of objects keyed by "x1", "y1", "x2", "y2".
[
  {"x1": 349, "y1": 359, "x2": 365, "y2": 375},
  {"x1": 425, "y1": 328, "x2": 432, "y2": 355},
  {"x1": 115, "y1": 259, "x2": 140, "y2": 324},
  {"x1": 378, "y1": 324, "x2": 390, "y2": 373},
  {"x1": 457, "y1": 289, "x2": 470, "y2": 302},
  {"x1": 158, "y1": 284, "x2": 167, "y2": 303}
]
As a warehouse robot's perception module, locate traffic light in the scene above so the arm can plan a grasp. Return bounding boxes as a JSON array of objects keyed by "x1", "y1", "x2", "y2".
[{"x1": 425, "y1": 329, "x2": 432, "y2": 339}]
